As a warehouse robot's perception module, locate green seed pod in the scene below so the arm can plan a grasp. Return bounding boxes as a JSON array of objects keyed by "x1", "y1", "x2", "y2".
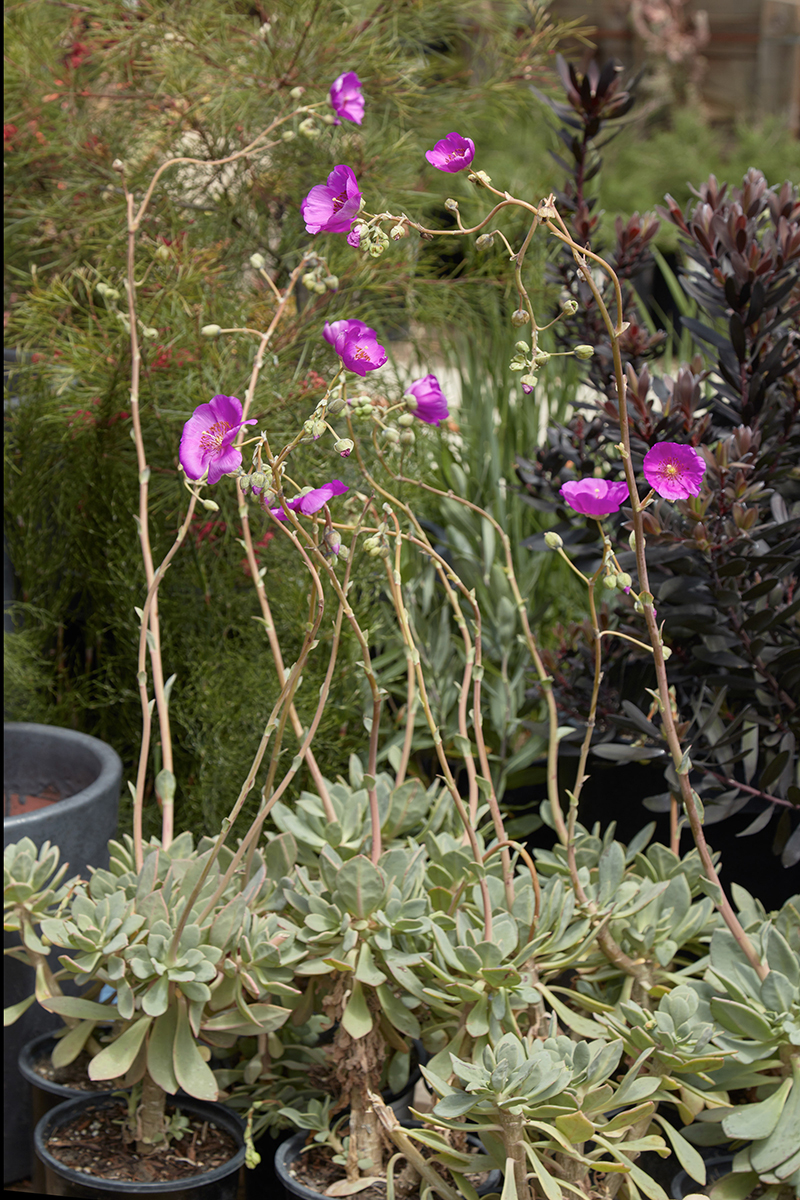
[
  {"x1": 511, "y1": 309, "x2": 530, "y2": 327},
  {"x1": 397, "y1": 413, "x2": 415, "y2": 427},
  {"x1": 544, "y1": 531, "x2": 563, "y2": 550},
  {"x1": 399, "y1": 430, "x2": 416, "y2": 445},
  {"x1": 475, "y1": 233, "x2": 495, "y2": 250},
  {"x1": 444, "y1": 198, "x2": 458, "y2": 212},
  {"x1": 574, "y1": 344, "x2": 594, "y2": 360},
  {"x1": 327, "y1": 397, "x2": 346, "y2": 417}
]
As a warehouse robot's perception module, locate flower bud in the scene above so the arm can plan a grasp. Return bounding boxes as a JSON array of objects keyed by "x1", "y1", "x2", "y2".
[
  {"x1": 520, "y1": 374, "x2": 537, "y2": 389},
  {"x1": 533, "y1": 351, "x2": 550, "y2": 366},
  {"x1": 96, "y1": 282, "x2": 109, "y2": 296},
  {"x1": 324, "y1": 275, "x2": 339, "y2": 291},
  {"x1": 155, "y1": 244, "x2": 170, "y2": 261},
  {"x1": 390, "y1": 224, "x2": 407, "y2": 240},
  {"x1": 142, "y1": 326, "x2": 159, "y2": 339},
  {"x1": 282, "y1": 130, "x2": 296, "y2": 142},
  {"x1": 444, "y1": 198, "x2": 458, "y2": 212},
  {"x1": 333, "y1": 437, "x2": 354, "y2": 457},
  {"x1": 475, "y1": 233, "x2": 494, "y2": 250},
  {"x1": 603, "y1": 574, "x2": 618, "y2": 589},
  {"x1": 399, "y1": 429, "x2": 416, "y2": 445},
  {"x1": 321, "y1": 113, "x2": 336, "y2": 125},
  {"x1": 514, "y1": 341, "x2": 530, "y2": 353},
  {"x1": 616, "y1": 572, "x2": 633, "y2": 589},
  {"x1": 105, "y1": 288, "x2": 120, "y2": 301},
  {"x1": 201, "y1": 324, "x2": 221, "y2": 337},
  {"x1": 383, "y1": 427, "x2": 400, "y2": 443},
  {"x1": 289, "y1": 86, "x2": 305, "y2": 99},
  {"x1": 628, "y1": 531, "x2": 638, "y2": 553},
  {"x1": 303, "y1": 417, "x2": 325, "y2": 439},
  {"x1": 397, "y1": 413, "x2": 415, "y2": 427},
  {"x1": 201, "y1": 498, "x2": 220, "y2": 512},
  {"x1": 562, "y1": 299, "x2": 578, "y2": 315},
  {"x1": 312, "y1": 281, "x2": 327, "y2": 294},
  {"x1": 249, "y1": 252, "x2": 266, "y2": 270},
  {"x1": 574, "y1": 344, "x2": 594, "y2": 360},
  {"x1": 327, "y1": 397, "x2": 346, "y2": 417},
  {"x1": 323, "y1": 526, "x2": 341, "y2": 556},
  {"x1": 509, "y1": 361, "x2": 526, "y2": 372},
  {"x1": 298, "y1": 118, "x2": 319, "y2": 139},
  {"x1": 511, "y1": 309, "x2": 530, "y2": 327},
  {"x1": 661, "y1": 645, "x2": 672, "y2": 660},
  {"x1": 469, "y1": 170, "x2": 492, "y2": 187},
  {"x1": 112, "y1": 158, "x2": 124, "y2": 172},
  {"x1": 544, "y1": 531, "x2": 563, "y2": 550}
]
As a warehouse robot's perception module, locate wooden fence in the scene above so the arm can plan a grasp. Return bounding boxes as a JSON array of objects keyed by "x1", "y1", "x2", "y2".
[{"x1": 547, "y1": 0, "x2": 800, "y2": 132}]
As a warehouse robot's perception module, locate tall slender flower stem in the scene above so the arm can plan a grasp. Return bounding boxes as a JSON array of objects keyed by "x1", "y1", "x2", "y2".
[
  {"x1": 234, "y1": 257, "x2": 334, "y2": 819},
  {"x1": 132, "y1": 490, "x2": 199, "y2": 870},
  {"x1": 124, "y1": 188, "x2": 175, "y2": 846},
  {"x1": 545, "y1": 212, "x2": 768, "y2": 980}
]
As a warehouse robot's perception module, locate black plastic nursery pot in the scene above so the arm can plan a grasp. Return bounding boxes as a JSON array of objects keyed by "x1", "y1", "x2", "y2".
[
  {"x1": 671, "y1": 1154, "x2": 736, "y2": 1199},
  {"x1": 34, "y1": 1093, "x2": 246, "y2": 1199},
  {"x1": 18, "y1": 1032, "x2": 117, "y2": 1196},
  {"x1": 274, "y1": 1126, "x2": 503, "y2": 1200},
  {"x1": 4, "y1": 722, "x2": 122, "y2": 1185}
]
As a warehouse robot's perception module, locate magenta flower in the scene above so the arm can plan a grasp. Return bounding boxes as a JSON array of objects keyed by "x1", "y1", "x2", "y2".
[
  {"x1": 425, "y1": 132, "x2": 475, "y2": 173},
  {"x1": 301, "y1": 165, "x2": 362, "y2": 235},
  {"x1": 179, "y1": 395, "x2": 257, "y2": 486},
  {"x1": 325, "y1": 319, "x2": 386, "y2": 376},
  {"x1": 323, "y1": 318, "x2": 369, "y2": 347},
  {"x1": 405, "y1": 374, "x2": 449, "y2": 426},
  {"x1": 560, "y1": 478, "x2": 630, "y2": 518},
  {"x1": 643, "y1": 442, "x2": 706, "y2": 500},
  {"x1": 270, "y1": 480, "x2": 349, "y2": 521},
  {"x1": 329, "y1": 72, "x2": 364, "y2": 125}
]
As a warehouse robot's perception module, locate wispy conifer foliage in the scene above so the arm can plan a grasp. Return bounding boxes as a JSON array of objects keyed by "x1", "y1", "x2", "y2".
[{"x1": 4, "y1": 0, "x2": 580, "y2": 835}]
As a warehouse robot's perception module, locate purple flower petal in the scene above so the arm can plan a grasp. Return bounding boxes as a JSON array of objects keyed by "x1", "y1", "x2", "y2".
[
  {"x1": 301, "y1": 164, "x2": 362, "y2": 235},
  {"x1": 405, "y1": 374, "x2": 449, "y2": 426},
  {"x1": 329, "y1": 72, "x2": 365, "y2": 126},
  {"x1": 270, "y1": 480, "x2": 349, "y2": 521},
  {"x1": 324, "y1": 320, "x2": 386, "y2": 376},
  {"x1": 323, "y1": 318, "x2": 369, "y2": 349},
  {"x1": 425, "y1": 131, "x2": 475, "y2": 173},
  {"x1": 179, "y1": 394, "x2": 257, "y2": 485},
  {"x1": 560, "y1": 478, "x2": 630, "y2": 518},
  {"x1": 643, "y1": 442, "x2": 706, "y2": 500}
]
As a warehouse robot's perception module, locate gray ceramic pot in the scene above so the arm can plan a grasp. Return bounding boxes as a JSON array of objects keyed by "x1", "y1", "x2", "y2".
[{"x1": 4, "y1": 722, "x2": 122, "y2": 1184}]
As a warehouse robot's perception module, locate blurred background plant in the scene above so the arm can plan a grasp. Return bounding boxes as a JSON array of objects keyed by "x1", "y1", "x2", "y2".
[{"x1": 4, "y1": 0, "x2": 590, "y2": 838}]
